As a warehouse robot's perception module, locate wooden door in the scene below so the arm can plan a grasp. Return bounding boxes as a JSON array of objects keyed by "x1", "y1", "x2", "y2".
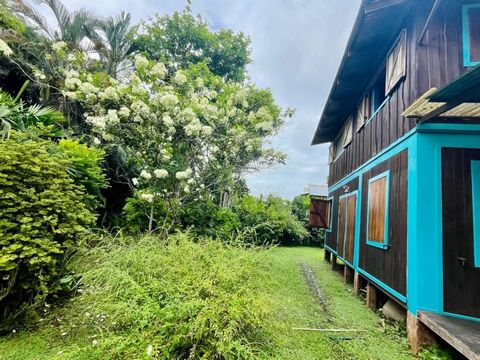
[
  {"x1": 442, "y1": 148, "x2": 480, "y2": 318},
  {"x1": 337, "y1": 194, "x2": 357, "y2": 263},
  {"x1": 345, "y1": 195, "x2": 357, "y2": 264},
  {"x1": 337, "y1": 198, "x2": 347, "y2": 258}
]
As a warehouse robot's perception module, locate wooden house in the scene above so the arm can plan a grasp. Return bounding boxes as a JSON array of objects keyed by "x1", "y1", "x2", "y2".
[{"x1": 311, "y1": 0, "x2": 480, "y2": 356}]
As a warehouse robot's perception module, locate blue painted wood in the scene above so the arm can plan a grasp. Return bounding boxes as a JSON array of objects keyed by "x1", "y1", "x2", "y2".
[{"x1": 462, "y1": 4, "x2": 480, "y2": 67}]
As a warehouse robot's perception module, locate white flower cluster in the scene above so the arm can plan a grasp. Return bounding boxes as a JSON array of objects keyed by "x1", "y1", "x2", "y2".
[
  {"x1": 140, "y1": 170, "x2": 152, "y2": 180},
  {"x1": 153, "y1": 169, "x2": 169, "y2": 179},
  {"x1": 52, "y1": 41, "x2": 67, "y2": 52},
  {"x1": 80, "y1": 82, "x2": 99, "y2": 95},
  {"x1": 150, "y1": 63, "x2": 167, "y2": 79},
  {"x1": 134, "y1": 54, "x2": 149, "y2": 71},
  {"x1": 255, "y1": 121, "x2": 273, "y2": 133},
  {"x1": 98, "y1": 87, "x2": 119, "y2": 102},
  {"x1": 141, "y1": 192, "x2": 155, "y2": 203},
  {"x1": 118, "y1": 106, "x2": 131, "y2": 118},
  {"x1": 0, "y1": 39, "x2": 13, "y2": 57},
  {"x1": 181, "y1": 107, "x2": 197, "y2": 123},
  {"x1": 173, "y1": 70, "x2": 187, "y2": 86},
  {"x1": 175, "y1": 168, "x2": 193, "y2": 180},
  {"x1": 131, "y1": 100, "x2": 150, "y2": 116},
  {"x1": 159, "y1": 93, "x2": 179, "y2": 110},
  {"x1": 86, "y1": 115, "x2": 107, "y2": 131}
]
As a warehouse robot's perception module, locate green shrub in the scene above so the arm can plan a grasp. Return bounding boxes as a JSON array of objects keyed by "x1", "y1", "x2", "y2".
[
  {"x1": 178, "y1": 200, "x2": 240, "y2": 239},
  {"x1": 45, "y1": 232, "x2": 270, "y2": 359},
  {"x1": 235, "y1": 195, "x2": 309, "y2": 246},
  {"x1": 57, "y1": 139, "x2": 108, "y2": 210},
  {"x1": 0, "y1": 137, "x2": 95, "y2": 331},
  {"x1": 291, "y1": 194, "x2": 325, "y2": 246}
]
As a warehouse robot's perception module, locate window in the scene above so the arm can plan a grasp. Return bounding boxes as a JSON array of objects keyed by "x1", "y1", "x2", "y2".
[
  {"x1": 355, "y1": 96, "x2": 369, "y2": 132},
  {"x1": 472, "y1": 160, "x2": 480, "y2": 267},
  {"x1": 343, "y1": 116, "x2": 353, "y2": 148},
  {"x1": 366, "y1": 171, "x2": 390, "y2": 249},
  {"x1": 463, "y1": 4, "x2": 480, "y2": 67},
  {"x1": 309, "y1": 197, "x2": 331, "y2": 229},
  {"x1": 370, "y1": 68, "x2": 387, "y2": 115},
  {"x1": 386, "y1": 29, "x2": 407, "y2": 94}
]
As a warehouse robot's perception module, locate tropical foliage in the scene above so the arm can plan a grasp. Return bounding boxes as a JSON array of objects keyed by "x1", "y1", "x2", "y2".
[
  {"x1": 0, "y1": 137, "x2": 94, "y2": 331},
  {"x1": 0, "y1": 0, "x2": 315, "y2": 346}
]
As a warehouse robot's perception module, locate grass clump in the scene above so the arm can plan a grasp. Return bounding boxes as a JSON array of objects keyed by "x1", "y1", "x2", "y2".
[{"x1": 0, "y1": 232, "x2": 270, "y2": 359}]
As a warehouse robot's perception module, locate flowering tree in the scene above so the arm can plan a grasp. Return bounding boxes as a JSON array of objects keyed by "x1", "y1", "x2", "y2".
[{"x1": 59, "y1": 48, "x2": 293, "y2": 231}]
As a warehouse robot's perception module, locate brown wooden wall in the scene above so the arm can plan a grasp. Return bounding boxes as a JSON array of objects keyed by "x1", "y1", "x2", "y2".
[
  {"x1": 442, "y1": 148, "x2": 480, "y2": 318},
  {"x1": 358, "y1": 150, "x2": 408, "y2": 297},
  {"x1": 325, "y1": 177, "x2": 359, "y2": 252},
  {"x1": 328, "y1": 0, "x2": 471, "y2": 186}
]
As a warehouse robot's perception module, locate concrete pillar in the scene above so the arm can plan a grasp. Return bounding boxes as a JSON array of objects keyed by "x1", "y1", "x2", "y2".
[
  {"x1": 366, "y1": 282, "x2": 377, "y2": 310},
  {"x1": 407, "y1": 312, "x2": 437, "y2": 354}
]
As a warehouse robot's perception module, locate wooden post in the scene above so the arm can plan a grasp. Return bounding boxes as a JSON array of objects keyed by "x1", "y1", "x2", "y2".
[
  {"x1": 407, "y1": 312, "x2": 437, "y2": 354},
  {"x1": 353, "y1": 272, "x2": 361, "y2": 295},
  {"x1": 366, "y1": 282, "x2": 377, "y2": 310},
  {"x1": 344, "y1": 266, "x2": 354, "y2": 284},
  {"x1": 331, "y1": 254, "x2": 338, "y2": 271},
  {"x1": 324, "y1": 249, "x2": 331, "y2": 262}
]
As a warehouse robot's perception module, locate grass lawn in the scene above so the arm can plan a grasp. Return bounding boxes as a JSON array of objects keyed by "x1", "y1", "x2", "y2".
[
  {"x1": 258, "y1": 247, "x2": 414, "y2": 360},
  {"x1": 0, "y1": 246, "x2": 418, "y2": 359}
]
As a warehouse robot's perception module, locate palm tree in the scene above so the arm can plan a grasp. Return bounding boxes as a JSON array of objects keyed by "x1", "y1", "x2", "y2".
[
  {"x1": 7, "y1": 0, "x2": 101, "y2": 51},
  {"x1": 97, "y1": 11, "x2": 134, "y2": 77}
]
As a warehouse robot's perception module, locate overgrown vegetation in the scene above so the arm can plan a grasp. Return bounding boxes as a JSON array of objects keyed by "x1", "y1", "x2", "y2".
[{"x1": 0, "y1": 137, "x2": 94, "y2": 331}]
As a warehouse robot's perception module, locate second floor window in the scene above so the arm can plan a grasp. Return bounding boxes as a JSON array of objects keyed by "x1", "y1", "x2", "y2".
[
  {"x1": 370, "y1": 68, "x2": 387, "y2": 115},
  {"x1": 463, "y1": 3, "x2": 480, "y2": 67}
]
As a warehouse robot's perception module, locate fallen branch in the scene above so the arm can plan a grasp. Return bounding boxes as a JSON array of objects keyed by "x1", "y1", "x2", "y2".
[{"x1": 292, "y1": 327, "x2": 367, "y2": 333}]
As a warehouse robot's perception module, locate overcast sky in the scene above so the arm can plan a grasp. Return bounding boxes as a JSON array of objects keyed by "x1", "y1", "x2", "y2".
[{"x1": 40, "y1": 0, "x2": 360, "y2": 199}]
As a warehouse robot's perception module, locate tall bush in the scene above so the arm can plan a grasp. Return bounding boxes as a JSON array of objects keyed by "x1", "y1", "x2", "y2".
[
  {"x1": 234, "y1": 195, "x2": 308, "y2": 246},
  {"x1": 0, "y1": 137, "x2": 94, "y2": 330}
]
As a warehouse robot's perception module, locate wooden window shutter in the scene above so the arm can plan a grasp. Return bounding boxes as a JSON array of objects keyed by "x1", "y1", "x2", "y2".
[
  {"x1": 343, "y1": 117, "x2": 353, "y2": 148},
  {"x1": 367, "y1": 175, "x2": 388, "y2": 244},
  {"x1": 385, "y1": 29, "x2": 407, "y2": 95},
  {"x1": 356, "y1": 97, "x2": 367, "y2": 132},
  {"x1": 309, "y1": 197, "x2": 331, "y2": 228},
  {"x1": 328, "y1": 143, "x2": 334, "y2": 164}
]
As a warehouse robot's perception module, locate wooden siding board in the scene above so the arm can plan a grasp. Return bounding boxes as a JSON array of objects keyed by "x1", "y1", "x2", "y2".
[
  {"x1": 327, "y1": 1, "x2": 470, "y2": 187},
  {"x1": 326, "y1": 177, "x2": 359, "y2": 252},
  {"x1": 359, "y1": 150, "x2": 408, "y2": 296}
]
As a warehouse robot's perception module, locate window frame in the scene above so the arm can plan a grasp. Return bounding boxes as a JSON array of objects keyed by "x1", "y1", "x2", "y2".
[
  {"x1": 472, "y1": 160, "x2": 480, "y2": 268},
  {"x1": 462, "y1": 3, "x2": 480, "y2": 67},
  {"x1": 366, "y1": 170, "x2": 391, "y2": 250},
  {"x1": 326, "y1": 196, "x2": 334, "y2": 233}
]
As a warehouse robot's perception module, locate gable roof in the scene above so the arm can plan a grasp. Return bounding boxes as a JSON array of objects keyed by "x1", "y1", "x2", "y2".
[{"x1": 311, "y1": 0, "x2": 412, "y2": 145}]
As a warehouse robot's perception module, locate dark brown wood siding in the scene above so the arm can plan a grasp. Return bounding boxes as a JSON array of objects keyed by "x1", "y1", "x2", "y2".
[
  {"x1": 328, "y1": 0, "x2": 471, "y2": 187},
  {"x1": 442, "y1": 148, "x2": 480, "y2": 318},
  {"x1": 326, "y1": 177, "x2": 359, "y2": 252},
  {"x1": 358, "y1": 150, "x2": 408, "y2": 297}
]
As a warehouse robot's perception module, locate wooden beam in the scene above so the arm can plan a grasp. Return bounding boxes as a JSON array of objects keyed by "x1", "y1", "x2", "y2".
[
  {"x1": 418, "y1": 0, "x2": 442, "y2": 46},
  {"x1": 407, "y1": 312, "x2": 437, "y2": 355},
  {"x1": 366, "y1": 282, "x2": 377, "y2": 310}
]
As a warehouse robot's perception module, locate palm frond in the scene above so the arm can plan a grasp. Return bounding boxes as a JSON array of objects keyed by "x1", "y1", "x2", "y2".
[{"x1": 7, "y1": 0, "x2": 55, "y2": 39}]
